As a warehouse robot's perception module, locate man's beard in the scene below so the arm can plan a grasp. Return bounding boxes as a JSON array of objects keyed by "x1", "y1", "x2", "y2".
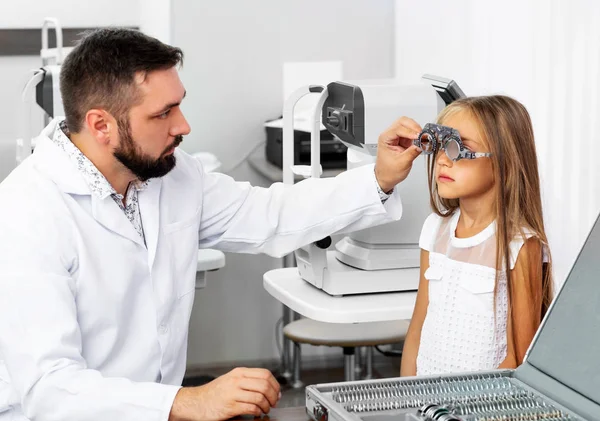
[{"x1": 113, "y1": 117, "x2": 183, "y2": 182}]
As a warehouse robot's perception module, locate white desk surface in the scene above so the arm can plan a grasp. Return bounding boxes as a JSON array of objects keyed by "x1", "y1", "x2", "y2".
[
  {"x1": 197, "y1": 249, "x2": 225, "y2": 272},
  {"x1": 263, "y1": 267, "x2": 418, "y2": 323}
]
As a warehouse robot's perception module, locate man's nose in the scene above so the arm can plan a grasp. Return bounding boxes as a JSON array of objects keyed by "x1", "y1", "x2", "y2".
[{"x1": 172, "y1": 107, "x2": 191, "y2": 136}]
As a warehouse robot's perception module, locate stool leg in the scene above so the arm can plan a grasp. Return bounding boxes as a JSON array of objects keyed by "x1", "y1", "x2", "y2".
[
  {"x1": 281, "y1": 254, "x2": 295, "y2": 381},
  {"x1": 343, "y1": 347, "x2": 356, "y2": 382},
  {"x1": 364, "y1": 346, "x2": 374, "y2": 380},
  {"x1": 291, "y1": 342, "x2": 304, "y2": 389},
  {"x1": 280, "y1": 305, "x2": 294, "y2": 380},
  {"x1": 354, "y1": 346, "x2": 362, "y2": 376}
]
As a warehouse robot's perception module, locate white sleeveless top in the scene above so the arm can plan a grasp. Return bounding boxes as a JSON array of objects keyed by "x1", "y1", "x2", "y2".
[{"x1": 416, "y1": 210, "x2": 535, "y2": 376}]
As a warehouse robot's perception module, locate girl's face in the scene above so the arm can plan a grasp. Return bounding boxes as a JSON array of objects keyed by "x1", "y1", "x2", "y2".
[{"x1": 435, "y1": 111, "x2": 495, "y2": 201}]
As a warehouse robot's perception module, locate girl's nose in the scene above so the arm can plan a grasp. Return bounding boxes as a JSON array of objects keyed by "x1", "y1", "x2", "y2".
[{"x1": 436, "y1": 148, "x2": 453, "y2": 167}]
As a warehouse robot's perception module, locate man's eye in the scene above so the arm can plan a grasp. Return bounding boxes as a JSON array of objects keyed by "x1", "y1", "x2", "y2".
[{"x1": 158, "y1": 110, "x2": 171, "y2": 119}]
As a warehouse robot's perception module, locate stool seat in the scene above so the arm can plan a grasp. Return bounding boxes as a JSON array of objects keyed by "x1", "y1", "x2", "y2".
[{"x1": 283, "y1": 319, "x2": 409, "y2": 347}]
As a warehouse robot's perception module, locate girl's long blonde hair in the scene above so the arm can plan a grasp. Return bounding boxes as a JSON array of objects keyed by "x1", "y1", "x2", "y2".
[{"x1": 428, "y1": 95, "x2": 553, "y2": 357}]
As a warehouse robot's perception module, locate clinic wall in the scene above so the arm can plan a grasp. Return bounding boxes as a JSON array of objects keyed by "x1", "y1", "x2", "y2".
[
  {"x1": 171, "y1": 0, "x2": 396, "y2": 367},
  {"x1": 139, "y1": 0, "x2": 172, "y2": 44},
  {"x1": 0, "y1": 1, "x2": 139, "y2": 28},
  {"x1": 0, "y1": 0, "x2": 140, "y2": 181},
  {"x1": 394, "y1": 0, "x2": 600, "y2": 286}
]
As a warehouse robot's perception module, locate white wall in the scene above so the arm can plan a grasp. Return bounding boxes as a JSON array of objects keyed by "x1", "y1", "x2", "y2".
[
  {"x1": 139, "y1": 0, "x2": 172, "y2": 44},
  {"x1": 171, "y1": 0, "x2": 396, "y2": 366},
  {"x1": 0, "y1": 0, "x2": 140, "y2": 180},
  {"x1": 0, "y1": 0, "x2": 139, "y2": 28},
  {"x1": 0, "y1": 57, "x2": 42, "y2": 180},
  {"x1": 395, "y1": 0, "x2": 600, "y2": 287}
]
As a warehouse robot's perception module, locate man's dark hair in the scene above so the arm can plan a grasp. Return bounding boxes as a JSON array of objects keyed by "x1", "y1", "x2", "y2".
[{"x1": 60, "y1": 28, "x2": 183, "y2": 133}]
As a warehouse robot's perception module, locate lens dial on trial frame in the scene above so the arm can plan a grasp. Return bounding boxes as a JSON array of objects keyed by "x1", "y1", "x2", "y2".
[
  {"x1": 418, "y1": 131, "x2": 436, "y2": 154},
  {"x1": 414, "y1": 123, "x2": 492, "y2": 162}
]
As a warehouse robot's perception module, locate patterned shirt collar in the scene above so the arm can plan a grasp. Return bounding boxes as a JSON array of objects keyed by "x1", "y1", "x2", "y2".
[{"x1": 52, "y1": 120, "x2": 148, "y2": 199}]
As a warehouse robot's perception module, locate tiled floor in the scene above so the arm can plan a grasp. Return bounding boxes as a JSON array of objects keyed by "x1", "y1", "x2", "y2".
[{"x1": 183, "y1": 355, "x2": 401, "y2": 409}]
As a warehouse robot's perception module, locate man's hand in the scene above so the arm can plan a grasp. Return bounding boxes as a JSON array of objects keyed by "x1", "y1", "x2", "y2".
[
  {"x1": 169, "y1": 368, "x2": 281, "y2": 421},
  {"x1": 374, "y1": 117, "x2": 423, "y2": 193}
]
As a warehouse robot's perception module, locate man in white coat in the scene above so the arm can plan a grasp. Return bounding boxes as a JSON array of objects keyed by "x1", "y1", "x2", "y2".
[{"x1": 0, "y1": 29, "x2": 423, "y2": 421}]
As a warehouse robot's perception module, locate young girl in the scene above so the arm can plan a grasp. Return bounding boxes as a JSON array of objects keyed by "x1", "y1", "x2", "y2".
[{"x1": 400, "y1": 95, "x2": 553, "y2": 376}]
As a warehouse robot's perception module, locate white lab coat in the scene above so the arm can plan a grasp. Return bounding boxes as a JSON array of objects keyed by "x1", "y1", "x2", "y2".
[{"x1": 0, "y1": 119, "x2": 403, "y2": 421}]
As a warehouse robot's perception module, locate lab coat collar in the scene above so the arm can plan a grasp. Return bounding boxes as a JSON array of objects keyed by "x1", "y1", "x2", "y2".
[
  {"x1": 90, "y1": 180, "x2": 162, "y2": 252},
  {"x1": 138, "y1": 179, "x2": 161, "y2": 270},
  {"x1": 33, "y1": 119, "x2": 163, "y2": 255},
  {"x1": 90, "y1": 194, "x2": 146, "y2": 247},
  {"x1": 33, "y1": 119, "x2": 90, "y2": 196}
]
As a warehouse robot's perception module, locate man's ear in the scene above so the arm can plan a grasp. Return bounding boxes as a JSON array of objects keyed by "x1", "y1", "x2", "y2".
[{"x1": 85, "y1": 109, "x2": 117, "y2": 146}]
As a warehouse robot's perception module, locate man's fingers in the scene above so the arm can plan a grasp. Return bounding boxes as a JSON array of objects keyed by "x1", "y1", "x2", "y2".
[
  {"x1": 236, "y1": 402, "x2": 263, "y2": 417},
  {"x1": 382, "y1": 126, "x2": 420, "y2": 147},
  {"x1": 399, "y1": 145, "x2": 423, "y2": 163},
  {"x1": 240, "y1": 368, "x2": 280, "y2": 399},
  {"x1": 396, "y1": 116, "x2": 422, "y2": 133},
  {"x1": 239, "y1": 377, "x2": 279, "y2": 407},
  {"x1": 236, "y1": 390, "x2": 272, "y2": 414}
]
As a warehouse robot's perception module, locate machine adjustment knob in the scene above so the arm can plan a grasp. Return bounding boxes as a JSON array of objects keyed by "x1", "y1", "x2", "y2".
[
  {"x1": 327, "y1": 109, "x2": 342, "y2": 127},
  {"x1": 313, "y1": 403, "x2": 328, "y2": 421},
  {"x1": 315, "y1": 236, "x2": 332, "y2": 249}
]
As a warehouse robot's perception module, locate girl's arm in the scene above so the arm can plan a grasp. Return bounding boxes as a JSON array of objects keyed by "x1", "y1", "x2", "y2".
[
  {"x1": 498, "y1": 238, "x2": 544, "y2": 369},
  {"x1": 400, "y1": 249, "x2": 430, "y2": 376}
]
